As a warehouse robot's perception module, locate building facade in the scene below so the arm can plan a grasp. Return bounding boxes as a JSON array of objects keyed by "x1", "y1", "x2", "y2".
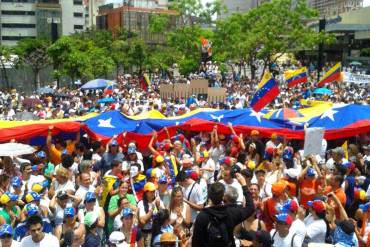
[
  {"x1": 96, "y1": 3, "x2": 177, "y2": 44},
  {"x1": 307, "y1": 0, "x2": 363, "y2": 17},
  {"x1": 0, "y1": 0, "x2": 89, "y2": 46}
]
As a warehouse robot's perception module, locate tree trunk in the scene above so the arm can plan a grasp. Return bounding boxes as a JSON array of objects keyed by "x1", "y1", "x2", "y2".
[
  {"x1": 1, "y1": 65, "x2": 9, "y2": 88},
  {"x1": 34, "y1": 68, "x2": 40, "y2": 90}
]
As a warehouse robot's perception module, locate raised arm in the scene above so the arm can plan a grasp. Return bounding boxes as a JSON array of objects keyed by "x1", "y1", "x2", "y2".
[{"x1": 148, "y1": 132, "x2": 159, "y2": 156}]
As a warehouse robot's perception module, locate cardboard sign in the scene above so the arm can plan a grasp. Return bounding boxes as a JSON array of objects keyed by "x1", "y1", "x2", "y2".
[
  {"x1": 160, "y1": 84, "x2": 174, "y2": 99},
  {"x1": 304, "y1": 127, "x2": 324, "y2": 157},
  {"x1": 207, "y1": 88, "x2": 227, "y2": 102},
  {"x1": 190, "y1": 79, "x2": 208, "y2": 95},
  {"x1": 173, "y1": 83, "x2": 190, "y2": 99}
]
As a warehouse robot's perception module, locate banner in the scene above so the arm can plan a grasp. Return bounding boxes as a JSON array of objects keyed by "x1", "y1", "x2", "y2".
[
  {"x1": 304, "y1": 127, "x2": 324, "y2": 157},
  {"x1": 342, "y1": 72, "x2": 370, "y2": 84},
  {"x1": 190, "y1": 79, "x2": 208, "y2": 95}
]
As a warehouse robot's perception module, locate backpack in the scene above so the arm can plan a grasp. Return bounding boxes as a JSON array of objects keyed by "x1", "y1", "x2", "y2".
[{"x1": 206, "y1": 214, "x2": 232, "y2": 247}]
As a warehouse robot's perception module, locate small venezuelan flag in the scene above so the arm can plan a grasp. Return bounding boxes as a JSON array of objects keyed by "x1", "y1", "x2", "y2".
[
  {"x1": 317, "y1": 62, "x2": 341, "y2": 87},
  {"x1": 140, "y1": 74, "x2": 151, "y2": 91},
  {"x1": 250, "y1": 72, "x2": 280, "y2": 112},
  {"x1": 284, "y1": 68, "x2": 308, "y2": 88},
  {"x1": 104, "y1": 82, "x2": 114, "y2": 95},
  {"x1": 132, "y1": 174, "x2": 146, "y2": 201}
]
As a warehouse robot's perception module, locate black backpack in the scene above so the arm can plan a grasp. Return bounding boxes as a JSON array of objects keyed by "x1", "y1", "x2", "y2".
[{"x1": 206, "y1": 214, "x2": 232, "y2": 247}]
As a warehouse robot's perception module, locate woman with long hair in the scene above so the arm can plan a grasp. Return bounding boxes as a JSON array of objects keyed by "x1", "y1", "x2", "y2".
[{"x1": 168, "y1": 187, "x2": 190, "y2": 229}]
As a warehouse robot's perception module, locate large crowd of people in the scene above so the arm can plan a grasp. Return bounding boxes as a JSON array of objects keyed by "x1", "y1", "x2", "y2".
[{"x1": 0, "y1": 61, "x2": 369, "y2": 247}]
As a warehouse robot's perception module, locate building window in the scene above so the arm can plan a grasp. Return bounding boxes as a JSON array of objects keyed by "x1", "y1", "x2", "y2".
[
  {"x1": 73, "y1": 12, "x2": 83, "y2": 17},
  {"x1": 1, "y1": 0, "x2": 36, "y2": 2},
  {"x1": 2, "y1": 36, "x2": 36, "y2": 40},
  {"x1": 1, "y1": 10, "x2": 35, "y2": 15},
  {"x1": 2, "y1": 23, "x2": 36, "y2": 28},
  {"x1": 74, "y1": 25, "x2": 84, "y2": 29},
  {"x1": 73, "y1": 0, "x2": 83, "y2": 5}
]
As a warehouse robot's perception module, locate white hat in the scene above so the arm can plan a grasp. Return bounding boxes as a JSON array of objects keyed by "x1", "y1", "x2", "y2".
[{"x1": 109, "y1": 231, "x2": 127, "y2": 246}]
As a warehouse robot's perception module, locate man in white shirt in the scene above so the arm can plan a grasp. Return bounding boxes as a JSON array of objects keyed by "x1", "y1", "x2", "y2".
[
  {"x1": 177, "y1": 170, "x2": 205, "y2": 223},
  {"x1": 277, "y1": 199, "x2": 306, "y2": 246},
  {"x1": 271, "y1": 213, "x2": 301, "y2": 247},
  {"x1": 75, "y1": 172, "x2": 95, "y2": 208},
  {"x1": 20, "y1": 215, "x2": 59, "y2": 247},
  {"x1": 219, "y1": 165, "x2": 244, "y2": 204}
]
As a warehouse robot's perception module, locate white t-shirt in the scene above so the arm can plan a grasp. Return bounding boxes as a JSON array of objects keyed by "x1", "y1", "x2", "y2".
[
  {"x1": 20, "y1": 233, "x2": 59, "y2": 247},
  {"x1": 182, "y1": 182, "x2": 205, "y2": 223},
  {"x1": 201, "y1": 159, "x2": 215, "y2": 184},
  {"x1": 137, "y1": 199, "x2": 164, "y2": 230},
  {"x1": 75, "y1": 184, "x2": 95, "y2": 207},
  {"x1": 271, "y1": 229, "x2": 301, "y2": 247},
  {"x1": 219, "y1": 179, "x2": 244, "y2": 203},
  {"x1": 304, "y1": 214, "x2": 327, "y2": 244},
  {"x1": 290, "y1": 218, "x2": 306, "y2": 246},
  {"x1": 3, "y1": 240, "x2": 21, "y2": 247}
]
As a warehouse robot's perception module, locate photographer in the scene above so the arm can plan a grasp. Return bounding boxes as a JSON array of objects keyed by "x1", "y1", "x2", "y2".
[{"x1": 219, "y1": 164, "x2": 244, "y2": 204}]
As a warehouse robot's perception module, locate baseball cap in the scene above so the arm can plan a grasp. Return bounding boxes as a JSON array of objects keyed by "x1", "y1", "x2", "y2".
[
  {"x1": 85, "y1": 192, "x2": 96, "y2": 203},
  {"x1": 11, "y1": 176, "x2": 22, "y2": 188},
  {"x1": 36, "y1": 151, "x2": 46, "y2": 158},
  {"x1": 359, "y1": 202, "x2": 370, "y2": 212},
  {"x1": 275, "y1": 213, "x2": 293, "y2": 225},
  {"x1": 164, "y1": 143, "x2": 172, "y2": 151},
  {"x1": 31, "y1": 183, "x2": 44, "y2": 193},
  {"x1": 57, "y1": 191, "x2": 69, "y2": 200},
  {"x1": 109, "y1": 231, "x2": 126, "y2": 246},
  {"x1": 306, "y1": 167, "x2": 316, "y2": 177},
  {"x1": 127, "y1": 147, "x2": 136, "y2": 154},
  {"x1": 143, "y1": 182, "x2": 156, "y2": 192},
  {"x1": 110, "y1": 140, "x2": 119, "y2": 146},
  {"x1": 271, "y1": 181, "x2": 287, "y2": 197},
  {"x1": 31, "y1": 165, "x2": 39, "y2": 172},
  {"x1": 25, "y1": 203, "x2": 39, "y2": 216},
  {"x1": 307, "y1": 200, "x2": 326, "y2": 213},
  {"x1": 158, "y1": 175, "x2": 167, "y2": 184},
  {"x1": 0, "y1": 224, "x2": 12, "y2": 238},
  {"x1": 155, "y1": 155, "x2": 165, "y2": 163},
  {"x1": 220, "y1": 156, "x2": 233, "y2": 166},
  {"x1": 25, "y1": 191, "x2": 41, "y2": 203},
  {"x1": 64, "y1": 207, "x2": 76, "y2": 218},
  {"x1": 0, "y1": 192, "x2": 18, "y2": 204},
  {"x1": 342, "y1": 162, "x2": 356, "y2": 172},
  {"x1": 160, "y1": 232, "x2": 177, "y2": 243},
  {"x1": 278, "y1": 199, "x2": 299, "y2": 213},
  {"x1": 284, "y1": 168, "x2": 299, "y2": 179},
  {"x1": 121, "y1": 208, "x2": 134, "y2": 218},
  {"x1": 250, "y1": 230, "x2": 273, "y2": 247},
  {"x1": 84, "y1": 211, "x2": 98, "y2": 227}
]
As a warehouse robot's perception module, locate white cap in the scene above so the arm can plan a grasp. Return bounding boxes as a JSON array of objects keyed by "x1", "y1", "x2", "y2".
[
  {"x1": 130, "y1": 165, "x2": 139, "y2": 177},
  {"x1": 109, "y1": 231, "x2": 127, "y2": 246}
]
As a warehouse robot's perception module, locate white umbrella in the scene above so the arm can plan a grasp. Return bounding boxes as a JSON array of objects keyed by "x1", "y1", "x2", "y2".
[{"x1": 0, "y1": 143, "x2": 36, "y2": 156}]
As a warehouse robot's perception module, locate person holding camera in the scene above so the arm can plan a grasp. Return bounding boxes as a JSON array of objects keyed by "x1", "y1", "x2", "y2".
[{"x1": 219, "y1": 163, "x2": 244, "y2": 204}]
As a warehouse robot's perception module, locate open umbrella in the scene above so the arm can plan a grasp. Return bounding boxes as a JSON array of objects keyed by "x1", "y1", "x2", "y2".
[
  {"x1": 37, "y1": 87, "x2": 55, "y2": 94},
  {"x1": 0, "y1": 143, "x2": 36, "y2": 156},
  {"x1": 97, "y1": 97, "x2": 115, "y2": 104},
  {"x1": 268, "y1": 108, "x2": 304, "y2": 121},
  {"x1": 350, "y1": 61, "x2": 362, "y2": 66},
  {"x1": 22, "y1": 98, "x2": 43, "y2": 108},
  {"x1": 313, "y1": 88, "x2": 332, "y2": 95},
  {"x1": 80, "y1": 79, "x2": 116, "y2": 90}
]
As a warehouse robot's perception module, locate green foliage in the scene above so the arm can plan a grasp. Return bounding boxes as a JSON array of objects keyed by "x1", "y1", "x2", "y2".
[
  {"x1": 15, "y1": 38, "x2": 51, "y2": 89},
  {"x1": 149, "y1": 14, "x2": 171, "y2": 33},
  {"x1": 360, "y1": 47, "x2": 370, "y2": 57}
]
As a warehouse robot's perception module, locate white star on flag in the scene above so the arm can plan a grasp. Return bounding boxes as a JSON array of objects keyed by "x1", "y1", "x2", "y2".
[
  {"x1": 98, "y1": 118, "x2": 115, "y2": 128},
  {"x1": 175, "y1": 121, "x2": 180, "y2": 126},
  {"x1": 249, "y1": 110, "x2": 265, "y2": 123},
  {"x1": 211, "y1": 114, "x2": 224, "y2": 122},
  {"x1": 320, "y1": 108, "x2": 338, "y2": 121}
]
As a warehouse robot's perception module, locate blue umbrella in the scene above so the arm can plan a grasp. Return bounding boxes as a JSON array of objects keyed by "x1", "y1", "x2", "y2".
[
  {"x1": 313, "y1": 88, "x2": 332, "y2": 95},
  {"x1": 37, "y1": 87, "x2": 55, "y2": 94},
  {"x1": 97, "y1": 97, "x2": 115, "y2": 104},
  {"x1": 80, "y1": 79, "x2": 115, "y2": 90}
]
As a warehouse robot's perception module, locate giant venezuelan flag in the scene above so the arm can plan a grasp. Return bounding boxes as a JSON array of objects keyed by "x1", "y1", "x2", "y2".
[
  {"x1": 317, "y1": 63, "x2": 341, "y2": 87},
  {"x1": 250, "y1": 72, "x2": 280, "y2": 112},
  {"x1": 284, "y1": 68, "x2": 308, "y2": 88}
]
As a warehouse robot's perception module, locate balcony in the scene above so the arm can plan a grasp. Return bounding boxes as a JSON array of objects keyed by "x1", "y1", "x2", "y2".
[{"x1": 36, "y1": 0, "x2": 60, "y2": 9}]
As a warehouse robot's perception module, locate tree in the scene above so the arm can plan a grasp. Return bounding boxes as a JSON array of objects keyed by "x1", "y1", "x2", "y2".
[
  {"x1": 15, "y1": 38, "x2": 51, "y2": 89},
  {"x1": 213, "y1": 0, "x2": 334, "y2": 79},
  {"x1": 111, "y1": 39, "x2": 130, "y2": 76},
  {"x1": 0, "y1": 45, "x2": 12, "y2": 88},
  {"x1": 127, "y1": 38, "x2": 148, "y2": 74}
]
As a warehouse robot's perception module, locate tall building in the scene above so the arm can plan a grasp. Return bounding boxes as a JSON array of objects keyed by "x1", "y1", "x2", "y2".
[
  {"x1": 0, "y1": 0, "x2": 89, "y2": 46},
  {"x1": 307, "y1": 0, "x2": 363, "y2": 17},
  {"x1": 218, "y1": 0, "x2": 261, "y2": 19},
  {"x1": 96, "y1": 2, "x2": 177, "y2": 44},
  {"x1": 84, "y1": 0, "x2": 106, "y2": 28}
]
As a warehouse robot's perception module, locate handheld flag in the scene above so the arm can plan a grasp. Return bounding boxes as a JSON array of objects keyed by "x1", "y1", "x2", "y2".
[
  {"x1": 284, "y1": 68, "x2": 308, "y2": 88},
  {"x1": 104, "y1": 82, "x2": 114, "y2": 95},
  {"x1": 317, "y1": 63, "x2": 341, "y2": 87},
  {"x1": 250, "y1": 72, "x2": 280, "y2": 112},
  {"x1": 342, "y1": 141, "x2": 348, "y2": 160},
  {"x1": 140, "y1": 74, "x2": 151, "y2": 91}
]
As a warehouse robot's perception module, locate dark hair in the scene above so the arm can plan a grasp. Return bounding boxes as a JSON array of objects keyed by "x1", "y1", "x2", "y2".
[
  {"x1": 75, "y1": 143, "x2": 85, "y2": 153},
  {"x1": 91, "y1": 141, "x2": 101, "y2": 152},
  {"x1": 20, "y1": 162, "x2": 31, "y2": 172},
  {"x1": 111, "y1": 160, "x2": 121, "y2": 169},
  {"x1": 27, "y1": 215, "x2": 43, "y2": 228},
  {"x1": 334, "y1": 175, "x2": 344, "y2": 186},
  {"x1": 55, "y1": 138, "x2": 67, "y2": 148},
  {"x1": 83, "y1": 150, "x2": 93, "y2": 160},
  {"x1": 151, "y1": 209, "x2": 170, "y2": 245},
  {"x1": 0, "y1": 174, "x2": 10, "y2": 187},
  {"x1": 62, "y1": 154, "x2": 74, "y2": 169},
  {"x1": 208, "y1": 182, "x2": 225, "y2": 205},
  {"x1": 176, "y1": 170, "x2": 188, "y2": 182}
]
